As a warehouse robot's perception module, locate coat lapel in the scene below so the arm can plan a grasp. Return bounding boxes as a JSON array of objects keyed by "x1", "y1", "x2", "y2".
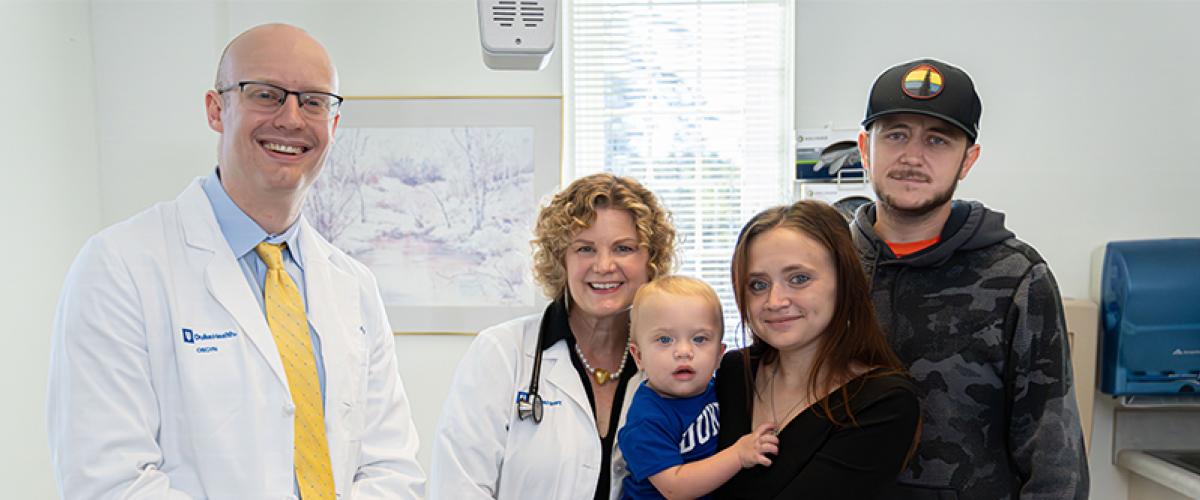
[
  {"x1": 297, "y1": 218, "x2": 359, "y2": 413},
  {"x1": 178, "y1": 180, "x2": 288, "y2": 390},
  {"x1": 541, "y1": 345, "x2": 594, "y2": 419}
]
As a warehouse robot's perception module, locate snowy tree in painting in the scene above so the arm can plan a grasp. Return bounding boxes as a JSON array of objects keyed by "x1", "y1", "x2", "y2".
[
  {"x1": 304, "y1": 126, "x2": 536, "y2": 308},
  {"x1": 307, "y1": 129, "x2": 372, "y2": 243}
]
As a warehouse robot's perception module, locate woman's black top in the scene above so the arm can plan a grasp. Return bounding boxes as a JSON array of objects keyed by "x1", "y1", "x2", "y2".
[{"x1": 714, "y1": 349, "x2": 920, "y2": 500}]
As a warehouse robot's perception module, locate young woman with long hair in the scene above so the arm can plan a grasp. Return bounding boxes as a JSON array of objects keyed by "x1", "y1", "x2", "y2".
[{"x1": 713, "y1": 200, "x2": 920, "y2": 499}]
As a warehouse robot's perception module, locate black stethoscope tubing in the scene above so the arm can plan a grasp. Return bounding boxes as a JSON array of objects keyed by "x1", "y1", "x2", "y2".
[{"x1": 517, "y1": 313, "x2": 550, "y2": 423}]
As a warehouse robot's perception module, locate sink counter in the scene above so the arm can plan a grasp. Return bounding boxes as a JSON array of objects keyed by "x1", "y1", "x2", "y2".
[{"x1": 1118, "y1": 450, "x2": 1200, "y2": 499}]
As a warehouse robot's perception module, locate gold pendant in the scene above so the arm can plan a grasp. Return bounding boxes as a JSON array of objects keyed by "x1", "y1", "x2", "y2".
[{"x1": 594, "y1": 369, "x2": 611, "y2": 385}]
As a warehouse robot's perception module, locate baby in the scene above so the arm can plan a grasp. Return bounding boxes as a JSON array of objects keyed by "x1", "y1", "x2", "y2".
[{"x1": 618, "y1": 275, "x2": 778, "y2": 500}]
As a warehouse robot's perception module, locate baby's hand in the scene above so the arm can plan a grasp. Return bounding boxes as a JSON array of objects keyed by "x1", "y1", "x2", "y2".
[{"x1": 733, "y1": 423, "x2": 779, "y2": 468}]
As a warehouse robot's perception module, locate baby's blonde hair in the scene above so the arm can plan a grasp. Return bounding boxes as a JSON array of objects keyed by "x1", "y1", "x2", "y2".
[{"x1": 630, "y1": 275, "x2": 724, "y2": 344}]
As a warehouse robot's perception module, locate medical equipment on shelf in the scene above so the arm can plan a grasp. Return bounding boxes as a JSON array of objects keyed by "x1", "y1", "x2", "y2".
[{"x1": 794, "y1": 127, "x2": 875, "y2": 221}]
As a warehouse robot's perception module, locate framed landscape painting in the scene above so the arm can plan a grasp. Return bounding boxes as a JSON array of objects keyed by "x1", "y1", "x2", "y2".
[{"x1": 303, "y1": 96, "x2": 561, "y2": 334}]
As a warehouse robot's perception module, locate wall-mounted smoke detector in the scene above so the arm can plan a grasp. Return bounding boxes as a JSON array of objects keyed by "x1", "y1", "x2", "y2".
[{"x1": 477, "y1": 0, "x2": 558, "y2": 70}]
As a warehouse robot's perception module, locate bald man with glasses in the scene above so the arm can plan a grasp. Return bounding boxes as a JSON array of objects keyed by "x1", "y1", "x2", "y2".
[{"x1": 48, "y1": 23, "x2": 426, "y2": 499}]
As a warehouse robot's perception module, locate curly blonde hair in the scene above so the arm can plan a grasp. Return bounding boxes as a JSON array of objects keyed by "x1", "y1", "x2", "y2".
[{"x1": 531, "y1": 173, "x2": 676, "y2": 300}]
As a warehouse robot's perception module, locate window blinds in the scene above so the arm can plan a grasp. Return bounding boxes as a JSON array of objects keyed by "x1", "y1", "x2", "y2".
[{"x1": 566, "y1": 0, "x2": 793, "y2": 343}]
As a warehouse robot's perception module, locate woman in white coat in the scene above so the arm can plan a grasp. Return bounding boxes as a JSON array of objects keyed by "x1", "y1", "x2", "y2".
[{"x1": 430, "y1": 173, "x2": 677, "y2": 499}]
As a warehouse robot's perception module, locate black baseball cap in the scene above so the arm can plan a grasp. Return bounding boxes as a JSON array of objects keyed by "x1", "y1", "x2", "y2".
[{"x1": 862, "y1": 58, "x2": 982, "y2": 140}]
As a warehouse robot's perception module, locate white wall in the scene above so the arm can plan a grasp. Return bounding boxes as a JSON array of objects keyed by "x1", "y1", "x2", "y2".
[
  {"x1": 0, "y1": 2, "x2": 101, "y2": 498},
  {"x1": 393, "y1": 334, "x2": 476, "y2": 468},
  {"x1": 94, "y1": 0, "x2": 562, "y2": 223},
  {"x1": 91, "y1": 0, "x2": 225, "y2": 223}
]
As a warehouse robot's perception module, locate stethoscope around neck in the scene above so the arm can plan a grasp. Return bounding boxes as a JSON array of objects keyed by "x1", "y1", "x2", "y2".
[
  {"x1": 517, "y1": 299, "x2": 564, "y2": 424},
  {"x1": 516, "y1": 315, "x2": 549, "y2": 424}
]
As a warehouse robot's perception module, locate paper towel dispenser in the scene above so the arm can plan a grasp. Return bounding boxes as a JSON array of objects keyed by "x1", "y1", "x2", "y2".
[{"x1": 1099, "y1": 239, "x2": 1200, "y2": 396}]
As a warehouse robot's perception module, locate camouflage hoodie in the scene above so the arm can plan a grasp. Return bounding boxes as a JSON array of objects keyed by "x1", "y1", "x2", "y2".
[{"x1": 851, "y1": 200, "x2": 1088, "y2": 500}]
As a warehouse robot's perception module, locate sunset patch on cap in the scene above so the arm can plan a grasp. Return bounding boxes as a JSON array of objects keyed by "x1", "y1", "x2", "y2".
[{"x1": 902, "y1": 64, "x2": 943, "y2": 99}]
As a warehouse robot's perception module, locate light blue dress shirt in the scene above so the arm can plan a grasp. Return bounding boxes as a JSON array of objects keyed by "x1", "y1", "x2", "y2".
[{"x1": 201, "y1": 171, "x2": 327, "y2": 402}]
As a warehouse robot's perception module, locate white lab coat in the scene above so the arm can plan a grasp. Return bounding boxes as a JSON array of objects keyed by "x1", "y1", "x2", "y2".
[
  {"x1": 429, "y1": 311, "x2": 642, "y2": 500},
  {"x1": 47, "y1": 179, "x2": 426, "y2": 500}
]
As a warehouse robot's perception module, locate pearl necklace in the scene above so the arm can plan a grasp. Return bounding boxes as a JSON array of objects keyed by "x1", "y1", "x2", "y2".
[{"x1": 574, "y1": 337, "x2": 631, "y2": 386}]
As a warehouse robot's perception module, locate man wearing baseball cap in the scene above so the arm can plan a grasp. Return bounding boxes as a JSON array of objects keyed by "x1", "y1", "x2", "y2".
[{"x1": 851, "y1": 59, "x2": 1088, "y2": 498}]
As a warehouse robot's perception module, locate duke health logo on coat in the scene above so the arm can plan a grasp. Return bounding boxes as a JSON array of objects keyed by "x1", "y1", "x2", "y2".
[{"x1": 181, "y1": 327, "x2": 238, "y2": 353}]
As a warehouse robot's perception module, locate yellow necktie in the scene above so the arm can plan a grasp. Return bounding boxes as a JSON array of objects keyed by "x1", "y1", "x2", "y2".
[{"x1": 255, "y1": 242, "x2": 335, "y2": 499}]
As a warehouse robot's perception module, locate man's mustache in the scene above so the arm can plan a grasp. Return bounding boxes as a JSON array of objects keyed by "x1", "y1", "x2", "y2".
[{"x1": 889, "y1": 170, "x2": 930, "y2": 182}]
